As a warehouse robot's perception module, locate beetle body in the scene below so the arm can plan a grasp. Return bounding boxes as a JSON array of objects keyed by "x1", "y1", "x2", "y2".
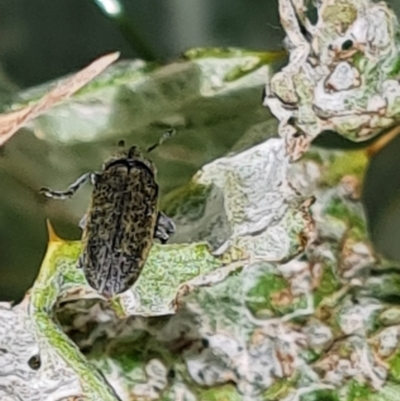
[{"x1": 41, "y1": 145, "x2": 175, "y2": 298}]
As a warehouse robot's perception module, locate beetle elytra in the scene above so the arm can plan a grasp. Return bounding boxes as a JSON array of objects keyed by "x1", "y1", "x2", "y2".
[{"x1": 40, "y1": 131, "x2": 176, "y2": 297}]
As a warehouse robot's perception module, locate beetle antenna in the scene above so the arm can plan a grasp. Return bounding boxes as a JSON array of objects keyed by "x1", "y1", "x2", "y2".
[{"x1": 147, "y1": 129, "x2": 176, "y2": 153}]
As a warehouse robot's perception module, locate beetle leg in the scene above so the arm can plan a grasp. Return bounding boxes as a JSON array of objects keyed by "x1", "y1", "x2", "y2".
[
  {"x1": 90, "y1": 172, "x2": 101, "y2": 185},
  {"x1": 78, "y1": 213, "x2": 88, "y2": 230},
  {"x1": 154, "y1": 211, "x2": 175, "y2": 244},
  {"x1": 40, "y1": 172, "x2": 97, "y2": 199},
  {"x1": 76, "y1": 254, "x2": 84, "y2": 269}
]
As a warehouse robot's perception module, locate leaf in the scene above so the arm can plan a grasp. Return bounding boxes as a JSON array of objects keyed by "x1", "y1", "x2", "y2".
[{"x1": 0, "y1": 51, "x2": 120, "y2": 146}]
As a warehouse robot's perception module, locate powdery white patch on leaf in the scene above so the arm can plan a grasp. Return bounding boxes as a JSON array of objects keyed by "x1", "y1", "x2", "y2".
[
  {"x1": 371, "y1": 326, "x2": 400, "y2": 358},
  {"x1": 0, "y1": 300, "x2": 83, "y2": 401},
  {"x1": 131, "y1": 359, "x2": 168, "y2": 400},
  {"x1": 197, "y1": 138, "x2": 316, "y2": 261},
  {"x1": 264, "y1": 0, "x2": 400, "y2": 160},
  {"x1": 113, "y1": 242, "x2": 221, "y2": 317},
  {"x1": 314, "y1": 336, "x2": 387, "y2": 390}
]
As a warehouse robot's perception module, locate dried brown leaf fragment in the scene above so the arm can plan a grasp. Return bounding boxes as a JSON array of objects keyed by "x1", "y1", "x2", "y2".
[{"x1": 0, "y1": 51, "x2": 120, "y2": 146}]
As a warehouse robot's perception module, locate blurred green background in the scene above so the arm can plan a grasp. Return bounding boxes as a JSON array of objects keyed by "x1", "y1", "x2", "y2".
[
  {"x1": 0, "y1": 0, "x2": 399, "y2": 301},
  {"x1": 0, "y1": 0, "x2": 285, "y2": 87}
]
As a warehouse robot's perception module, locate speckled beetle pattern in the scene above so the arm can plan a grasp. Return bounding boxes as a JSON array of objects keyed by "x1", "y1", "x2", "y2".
[{"x1": 40, "y1": 143, "x2": 175, "y2": 298}]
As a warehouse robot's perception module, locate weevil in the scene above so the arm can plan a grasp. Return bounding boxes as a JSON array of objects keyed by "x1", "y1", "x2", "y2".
[{"x1": 40, "y1": 131, "x2": 176, "y2": 298}]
